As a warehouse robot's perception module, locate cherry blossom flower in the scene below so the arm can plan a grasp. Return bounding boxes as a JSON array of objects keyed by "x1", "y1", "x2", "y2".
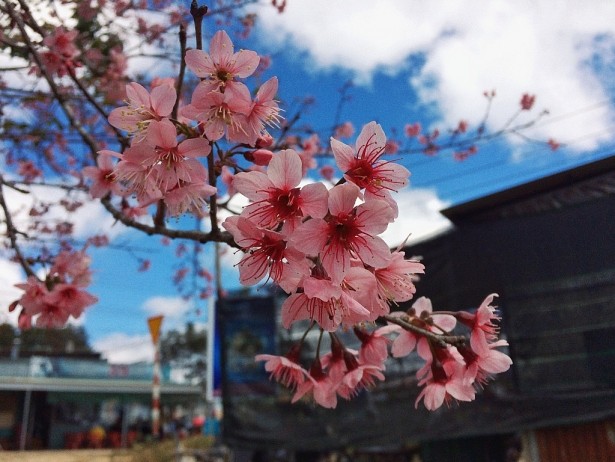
[
  {"x1": 292, "y1": 359, "x2": 338, "y2": 408},
  {"x1": 50, "y1": 249, "x2": 93, "y2": 287},
  {"x1": 255, "y1": 345, "x2": 307, "y2": 389},
  {"x1": 43, "y1": 27, "x2": 79, "y2": 58},
  {"x1": 245, "y1": 76, "x2": 282, "y2": 138},
  {"x1": 404, "y1": 122, "x2": 422, "y2": 138},
  {"x1": 459, "y1": 340, "x2": 512, "y2": 387},
  {"x1": 108, "y1": 82, "x2": 176, "y2": 137},
  {"x1": 387, "y1": 297, "x2": 457, "y2": 358},
  {"x1": 220, "y1": 165, "x2": 236, "y2": 197},
  {"x1": 144, "y1": 118, "x2": 210, "y2": 192},
  {"x1": 290, "y1": 182, "x2": 394, "y2": 283},
  {"x1": 456, "y1": 293, "x2": 501, "y2": 355},
  {"x1": 373, "y1": 250, "x2": 424, "y2": 304},
  {"x1": 181, "y1": 83, "x2": 253, "y2": 143},
  {"x1": 233, "y1": 149, "x2": 328, "y2": 230},
  {"x1": 222, "y1": 216, "x2": 310, "y2": 288},
  {"x1": 184, "y1": 30, "x2": 260, "y2": 94},
  {"x1": 281, "y1": 265, "x2": 375, "y2": 331},
  {"x1": 14, "y1": 277, "x2": 48, "y2": 315},
  {"x1": 83, "y1": 154, "x2": 127, "y2": 199},
  {"x1": 334, "y1": 121, "x2": 355, "y2": 139},
  {"x1": 336, "y1": 352, "x2": 385, "y2": 400},
  {"x1": 520, "y1": 93, "x2": 536, "y2": 111},
  {"x1": 331, "y1": 121, "x2": 410, "y2": 216},
  {"x1": 246, "y1": 149, "x2": 274, "y2": 166},
  {"x1": 415, "y1": 358, "x2": 475, "y2": 411},
  {"x1": 42, "y1": 283, "x2": 98, "y2": 319},
  {"x1": 163, "y1": 182, "x2": 217, "y2": 217},
  {"x1": 100, "y1": 146, "x2": 162, "y2": 204},
  {"x1": 354, "y1": 327, "x2": 390, "y2": 367},
  {"x1": 320, "y1": 164, "x2": 335, "y2": 182},
  {"x1": 13, "y1": 249, "x2": 98, "y2": 328}
]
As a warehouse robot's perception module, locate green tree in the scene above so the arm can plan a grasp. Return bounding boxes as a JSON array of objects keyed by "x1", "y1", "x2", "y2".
[
  {"x1": 160, "y1": 322, "x2": 207, "y2": 384},
  {"x1": 0, "y1": 323, "x2": 93, "y2": 355}
]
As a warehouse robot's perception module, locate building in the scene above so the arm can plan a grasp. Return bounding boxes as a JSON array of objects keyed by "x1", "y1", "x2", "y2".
[
  {"x1": 217, "y1": 155, "x2": 615, "y2": 461},
  {"x1": 0, "y1": 353, "x2": 203, "y2": 450}
]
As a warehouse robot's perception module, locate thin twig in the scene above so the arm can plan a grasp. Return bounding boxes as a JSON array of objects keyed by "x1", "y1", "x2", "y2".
[
  {"x1": 383, "y1": 314, "x2": 467, "y2": 348},
  {"x1": 0, "y1": 176, "x2": 37, "y2": 278},
  {"x1": 172, "y1": 23, "x2": 188, "y2": 120}
]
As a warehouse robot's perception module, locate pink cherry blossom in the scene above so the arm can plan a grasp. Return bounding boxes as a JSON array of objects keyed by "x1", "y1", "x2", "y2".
[
  {"x1": 255, "y1": 345, "x2": 307, "y2": 390},
  {"x1": 247, "y1": 149, "x2": 274, "y2": 166},
  {"x1": 415, "y1": 347, "x2": 474, "y2": 410},
  {"x1": 234, "y1": 149, "x2": 328, "y2": 229},
  {"x1": 144, "y1": 118, "x2": 210, "y2": 192},
  {"x1": 50, "y1": 249, "x2": 93, "y2": 287},
  {"x1": 337, "y1": 354, "x2": 385, "y2": 400},
  {"x1": 83, "y1": 154, "x2": 127, "y2": 199},
  {"x1": 42, "y1": 283, "x2": 98, "y2": 318},
  {"x1": 290, "y1": 183, "x2": 394, "y2": 282},
  {"x1": 292, "y1": 360, "x2": 338, "y2": 408},
  {"x1": 331, "y1": 121, "x2": 410, "y2": 216},
  {"x1": 354, "y1": 327, "x2": 390, "y2": 367},
  {"x1": 222, "y1": 216, "x2": 310, "y2": 287},
  {"x1": 14, "y1": 276, "x2": 48, "y2": 316},
  {"x1": 457, "y1": 293, "x2": 501, "y2": 355},
  {"x1": 404, "y1": 122, "x2": 421, "y2": 138},
  {"x1": 181, "y1": 83, "x2": 253, "y2": 143},
  {"x1": 101, "y1": 146, "x2": 162, "y2": 204},
  {"x1": 244, "y1": 77, "x2": 281, "y2": 138},
  {"x1": 281, "y1": 265, "x2": 374, "y2": 331},
  {"x1": 387, "y1": 297, "x2": 457, "y2": 358},
  {"x1": 334, "y1": 121, "x2": 355, "y2": 139},
  {"x1": 184, "y1": 30, "x2": 260, "y2": 93},
  {"x1": 43, "y1": 27, "x2": 79, "y2": 59},
  {"x1": 374, "y1": 250, "x2": 424, "y2": 303},
  {"x1": 163, "y1": 182, "x2": 217, "y2": 217},
  {"x1": 220, "y1": 165, "x2": 236, "y2": 196},
  {"x1": 459, "y1": 340, "x2": 512, "y2": 387},
  {"x1": 108, "y1": 82, "x2": 176, "y2": 136}
]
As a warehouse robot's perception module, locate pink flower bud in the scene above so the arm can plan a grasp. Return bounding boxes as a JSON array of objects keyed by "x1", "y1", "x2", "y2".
[{"x1": 249, "y1": 149, "x2": 274, "y2": 166}]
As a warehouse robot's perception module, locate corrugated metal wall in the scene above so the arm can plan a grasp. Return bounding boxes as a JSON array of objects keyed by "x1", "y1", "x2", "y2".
[{"x1": 535, "y1": 420, "x2": 615, "y2": 462}]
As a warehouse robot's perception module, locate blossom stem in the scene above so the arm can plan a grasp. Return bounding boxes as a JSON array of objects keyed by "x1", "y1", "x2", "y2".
[
  {"x1": 383, "y1": 314, "x2": 467, "y2": 348},
  {"x1": 0, "y1": 177, "x2": 37, "y2": 279},
  {"x1": 190, "y1": 1, "x2": 209, "y2": 51},
  {"x1": 172, "y1": 23, "x2": 188, "y2": 120}
]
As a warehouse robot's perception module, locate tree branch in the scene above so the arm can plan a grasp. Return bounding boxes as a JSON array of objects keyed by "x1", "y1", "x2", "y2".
[{"x1": 383, "y1": 314, "x2": 467, "y2": 349}]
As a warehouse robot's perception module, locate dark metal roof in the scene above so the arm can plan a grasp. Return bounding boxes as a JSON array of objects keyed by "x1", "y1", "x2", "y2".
[{"x1": 442, "y1": 155, "x2": 615, "y2": 222}]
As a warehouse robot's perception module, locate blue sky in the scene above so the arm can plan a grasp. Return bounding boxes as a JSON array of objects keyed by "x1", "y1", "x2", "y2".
[{"x1": 2, "y1": 0, "x2": 615, "y2": 362}]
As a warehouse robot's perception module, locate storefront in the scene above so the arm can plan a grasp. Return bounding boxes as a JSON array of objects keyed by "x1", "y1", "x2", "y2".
[{"x1": 0, "y1": 357, "x2": 203, "y2": 450}]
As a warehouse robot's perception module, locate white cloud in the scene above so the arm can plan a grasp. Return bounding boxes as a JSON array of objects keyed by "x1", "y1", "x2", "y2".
[
  {"x1": 254, "y1": 0, "x2": 615, "y2": 151},
  {"x1": 141, "y1": 295, "x2": 192, "y2": 320},
  {"x1": 4, "y1": 185, "x2": 131, "y2": 242},
  {"x1": 93, "y1": 333, "x2": 154, "y2": 364},
  {"x1": 381, "y1": 187, "x2": 452, "y2": 248},
  {"x1": 0, "y1": 259, "x2": 27, "y2": 326}
]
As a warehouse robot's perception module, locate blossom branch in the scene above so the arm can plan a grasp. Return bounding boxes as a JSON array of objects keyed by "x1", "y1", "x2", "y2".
[
  {"x1": 0, "y1": 176, "x2": 37, "y2": 278},
  {"x1": 382, "y1": 313, "x2": 467, "y2": 348},
  {"x1": 172, "y1": 23, "x2": 188, "y2": 120}
]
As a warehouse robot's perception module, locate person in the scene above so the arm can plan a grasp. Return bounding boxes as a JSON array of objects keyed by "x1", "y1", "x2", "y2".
[{"x1": 87, "y1": 424, "x2": 106, "y2": 448}]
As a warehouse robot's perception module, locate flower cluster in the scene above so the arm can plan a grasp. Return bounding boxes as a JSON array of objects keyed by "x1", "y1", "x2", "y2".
[
  {"x1": 256, "y1": 332, "x2": 387, "y2": 409},
  {"x1": 383, "y1": 295, "x2": 512, "y2": 410},
  {"x1": 223, "y1": 121, "x2": 422, "y2": 332},
  {"x1": 91, "y1": 30, "x2": 281, "y2": 218},
  {"x1": 17, "y1": 23, "x2": 514, "y2": 412},
  {"x1": 181, "y1": 30, "x2": 281, "y2": 146},
  {"x1": 35, "y1": 27, "x2": 81, "y2": 77},
  {"x1": 257, "y1": 294, "x2": 512, "y2": 410},
  {"x1": 11, "y1": 249, "x2": 98, "y2": 328}
]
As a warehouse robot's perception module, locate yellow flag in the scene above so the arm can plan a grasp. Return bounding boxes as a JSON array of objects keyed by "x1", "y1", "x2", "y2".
[{"x1": 147, "y1": 315, "x2": 164, "y2": 345}]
